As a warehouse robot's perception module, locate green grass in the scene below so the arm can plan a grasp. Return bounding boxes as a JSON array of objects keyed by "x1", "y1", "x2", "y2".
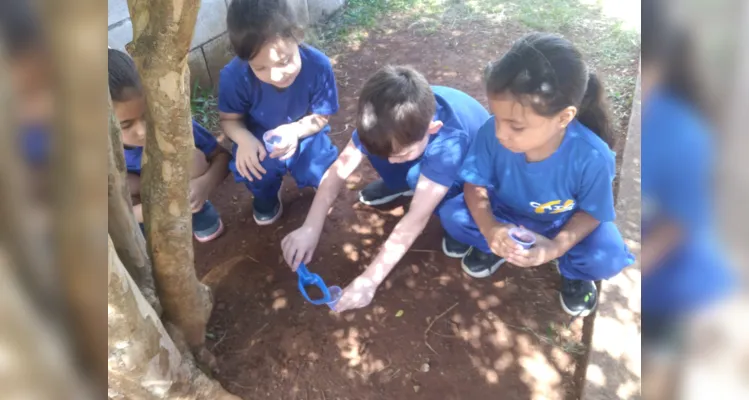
[{"x1": 191, "y1": 82, "x2": 220, "y2": 132}]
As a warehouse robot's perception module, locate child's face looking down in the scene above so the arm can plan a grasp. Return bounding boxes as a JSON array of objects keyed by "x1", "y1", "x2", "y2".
[
  {"x1": 488, "y1": 91, "x2": 575, "y2": 154},
  {"x1": 113, "y1": 90, "x2": 147, "y2": 147},
  {"x1": 248, "y1": 36, "x2": 302, "y2": 89},
  {"x1": 386, "y1": 120, "x2": 443, "y2": 164}
]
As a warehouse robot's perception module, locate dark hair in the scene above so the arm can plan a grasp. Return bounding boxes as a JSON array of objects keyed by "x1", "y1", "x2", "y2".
[
  {"x1": 227, "y1": 0, "x2": 303, "y2": 61},
  {"x1": 641, "y1": 0, "x2": 704, "y2": 110},
  {"x1": 485, "y1": 33, "x2": 613, "y2": 148},
  {"x1": 0, "y1": 0, "x2": 42, "y2": 58},
  {"x1": 356, "y1": 66, "x2": 436, "y2": 157},
  {"x1": 108, "y1": 48, "x2": 142, "y2": 102}
]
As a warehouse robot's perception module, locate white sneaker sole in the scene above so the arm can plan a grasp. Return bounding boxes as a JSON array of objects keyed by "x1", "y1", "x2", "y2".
[
  {"x1": 442, "y1": 238, "x2": 469, "y2": 259},
  {"x1": 555, "y1": 262, "x2": 597, "y2": 317},
  {"x1": 461, "y1": 251, "x2": 505, "y2": 279},
  {"x1": 253, "y1": 191, "x2": 284, "y2": 226},
  {"x1": 358, "y1": 189, "x2": 415, "y2": 206},
  {"x1": 559, "y1": 293, "x2": 595, "y2": 317}
]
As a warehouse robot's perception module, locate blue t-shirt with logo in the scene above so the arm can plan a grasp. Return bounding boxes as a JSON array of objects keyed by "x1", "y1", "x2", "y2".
[
  {"x1": 641, "y1": 88, "x2": 733, "y2": 316},
  {"x1": 352, "y1": 86, "x2": 489, "y2": 193},
  {"x1": 459, "y1": 117, "x2": 616, "y2": 232},
  {"x1": 125, "y1": 120, "x2": 218, "y2": 175},
  {"x1": 218, "y1": 44, "x2": 339, "y2": 139}
]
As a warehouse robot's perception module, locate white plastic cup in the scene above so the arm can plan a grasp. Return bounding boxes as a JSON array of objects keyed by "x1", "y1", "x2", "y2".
[
  {"x1": 326, "y1": 286, "x2": 342, "y2": 310},
  {"x1": 262, "y1": 131, "x2": 286, "y2": 153}
]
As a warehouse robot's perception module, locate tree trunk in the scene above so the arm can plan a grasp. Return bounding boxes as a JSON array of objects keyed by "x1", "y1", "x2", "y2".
[
  {"x1": 0, "y1": 42, "x2": 93, "y2": 400},
  {"x1": 108, "y1": 236, "x2": 240, "y2": 399},
  {"x1": 41, "y1": 0, "x2": 110, "y2": 385},
  {"x1": 108, "y1": 94, "x2": 162, "y2": 315},
  {"x1": 126, "y1": 0, "x2": 213, "y2": 361}
]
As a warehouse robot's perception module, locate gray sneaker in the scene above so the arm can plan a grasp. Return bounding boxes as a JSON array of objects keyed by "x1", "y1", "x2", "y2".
[{"x1": 359, "y1": 179, "x2": 414, "y2": 206}]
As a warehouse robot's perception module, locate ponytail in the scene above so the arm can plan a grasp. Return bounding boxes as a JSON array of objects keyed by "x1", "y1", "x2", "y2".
[{"x1": 578, "y1": 72, "x2": 614, "y2": 149}]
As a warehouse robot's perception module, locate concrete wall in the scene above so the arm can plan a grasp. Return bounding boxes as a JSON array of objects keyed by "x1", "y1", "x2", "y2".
[{"x1": 108, "y1": 0, "x2": 345, "y2": 90}]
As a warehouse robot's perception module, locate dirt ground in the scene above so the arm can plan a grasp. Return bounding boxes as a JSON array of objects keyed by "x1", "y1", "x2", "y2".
[{"x1": 195, "y1": 17, "x2": 636, "y2": 400}]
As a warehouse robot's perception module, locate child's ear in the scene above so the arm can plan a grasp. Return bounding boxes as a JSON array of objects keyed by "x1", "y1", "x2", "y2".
[
  {"x1": 427, "y1": 120, "x2": 443, "y2": 135},
  {"x1": 558, "y1": 106, "x2": 577, "y2": 129}
]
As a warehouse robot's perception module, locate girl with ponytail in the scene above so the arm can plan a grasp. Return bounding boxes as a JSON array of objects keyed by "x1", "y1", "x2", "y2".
[{"x1": 438, "y1": 33, "x2": 634, "y2": 317}]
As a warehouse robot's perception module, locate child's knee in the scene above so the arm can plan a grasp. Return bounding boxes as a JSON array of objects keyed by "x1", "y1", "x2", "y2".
[{"x1": 190, "y1": 148, "x2": 209, "y2": 179}]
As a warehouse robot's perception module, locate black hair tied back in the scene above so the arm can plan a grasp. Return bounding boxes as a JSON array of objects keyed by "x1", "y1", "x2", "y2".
[{"x1": 485, "y1": 33, "x2": 614, "y2": 148}]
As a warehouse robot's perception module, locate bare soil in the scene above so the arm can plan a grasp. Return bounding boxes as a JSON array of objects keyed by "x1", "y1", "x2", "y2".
[{"x1": 195, "y1": 17, "x2": 636, "y2": 400}]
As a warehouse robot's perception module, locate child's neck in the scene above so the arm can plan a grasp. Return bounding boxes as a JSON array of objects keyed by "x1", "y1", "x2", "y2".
[{"x1": 524, "y1": 128, "x2": 565, "y2": 163}]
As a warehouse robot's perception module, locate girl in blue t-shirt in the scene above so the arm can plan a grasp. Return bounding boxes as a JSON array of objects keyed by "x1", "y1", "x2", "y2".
[
  {"x1": 439, "y1": 33, "x2": 634, "y2": 316},
  {"x1": 218, "y1": 0, "x2": 340, "y2": 226},
  {"x1": 108, "y1": 49, "x2": 230, "y2": 242}
]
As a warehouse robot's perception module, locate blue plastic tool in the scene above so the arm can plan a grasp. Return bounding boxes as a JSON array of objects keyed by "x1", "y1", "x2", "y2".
[{"x1": 296, "y1": 263, "x2": 341, "y2": 307}]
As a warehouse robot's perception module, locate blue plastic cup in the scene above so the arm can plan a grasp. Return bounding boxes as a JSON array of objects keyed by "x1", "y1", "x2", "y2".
[
  {"x1": 508, "y1": 227, "x2": 536, "y2": 249},
  {"x1": 262, "y1": 131, "x2": 284, "y2": 153}
]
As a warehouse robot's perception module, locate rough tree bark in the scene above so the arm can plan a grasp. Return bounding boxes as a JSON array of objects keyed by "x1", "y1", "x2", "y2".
[
  {"x1": 108, "y1": 93, "x2": 162, "y2": 315},
  {"x1": 108, "y1": 236, "x2": 240, "y2": 399},
  {"x1": 126, "y1": 0, "x2": 214, "y2": 363}
]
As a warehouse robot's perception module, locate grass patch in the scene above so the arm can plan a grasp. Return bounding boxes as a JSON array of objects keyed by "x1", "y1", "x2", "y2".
[
  {"x1": 191, "y1": 82, "x2": 220, "y2": 132},
  {"x1": 308, "y1": 0, "x2": 445, "y2": 51}
]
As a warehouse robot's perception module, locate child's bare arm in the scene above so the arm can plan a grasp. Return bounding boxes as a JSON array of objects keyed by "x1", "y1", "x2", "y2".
[
  {"x1": 126, "y1": 173, "x2": 144, "y2": 223},
  {"x1": 552, "y1": 211, "x2": 600, "y2": 256},
  {"x1": 640, "y1": 220, "x2": 681, "y2": 275},
  {"x1": 361, "y1": 176, "x2": 449, "y2": 284},
  {"x1": 464, "y1": 182, "x2": 502, "y2": 237},
  {"x1": 294, "y1": 114, "x2": 329, "y2": 139},
  {"x1": 281, "y1": 139, "x2": 363, "y2": 268},
  {"x1": 303, "y1": 138, "x2": 362, "y2": 231},
  {"x1": 219, "y1": 112, "x2": 253, "y2": 143}
]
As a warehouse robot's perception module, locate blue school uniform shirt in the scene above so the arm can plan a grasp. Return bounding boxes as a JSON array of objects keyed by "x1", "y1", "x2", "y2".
[
  {"x1": 217, "y1": 44, "x2": 339, "y2": 138},
  {"x1": 124, "y1": 120, "x2": 218, "y2": 174},
  {"x1": 352, "y1": 86, "x2": 489, "y2": 190},
  {"x1": 641, "y1": 88, "x2": 733, "y2": 316},
  {"x1": 460, "y1": 117, "x2": 616, "y2": 232}
]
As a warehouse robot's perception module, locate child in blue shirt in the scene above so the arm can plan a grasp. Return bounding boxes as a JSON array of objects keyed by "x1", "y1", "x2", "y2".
[
  {"x1": 282, "y1": 66, "x2": 489, "y2": 311},
  {"x1": 219, "y1": 0, "x2": 339, "y2": 225},
  {"x1": 640, "y1": 0, "x2": 734, "y2": 391},
  {"x1": 108, "y1": 49, "x2": 230, "y2": 242},
  {"x1": 440, "y1": 33, "x2": 634, "y2": 316}
]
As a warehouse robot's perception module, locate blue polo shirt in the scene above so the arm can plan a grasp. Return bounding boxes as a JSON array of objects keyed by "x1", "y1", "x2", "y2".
[
  {"x1": 125, "y1": 120, "x2": 218, "y2": 175},
  {"x1": 460, "y1": 117, "x2": 616, "y2": 232},
  {"x1": 218, "y1": 44, "x2": 339, "y2": 139},
  {"x1": 641, "y1": 88, "x2": 733, "y2": 316},
  {"x1": 352, "y1": 86, "x2": 489, "y2": 191}
]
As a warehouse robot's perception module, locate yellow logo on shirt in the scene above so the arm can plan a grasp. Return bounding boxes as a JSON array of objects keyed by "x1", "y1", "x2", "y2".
[{"x1": 530, "y1": 199, "x2": 575, "y2": 214}]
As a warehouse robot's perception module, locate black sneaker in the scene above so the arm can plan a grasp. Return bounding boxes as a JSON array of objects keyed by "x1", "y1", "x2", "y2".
[
  {"x1": 461, "y1": 247, "x2": 505, "y2": 278},
  {"x1": 359, "y1": 179, "x2": 414, "y2": 206},
  {"x1": 559, "y1": 276, "x2": 598, "y2": 317},
  {"x1": 253, "y1": 191, "x2": 283, "y2": 226},
  {"x1": 442, "y1": 232, "x2": 470, "y2": 258}
]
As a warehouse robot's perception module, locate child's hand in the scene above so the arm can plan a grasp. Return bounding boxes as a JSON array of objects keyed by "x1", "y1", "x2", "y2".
[
  {"x1": 267, "y1": 123, "x2": 300, "y2": 161},
  {"x1": 504, "y1": 229, "x2": 560, "y2": 268},
  {"x1": 189, "y1": 175, "x2": 211, "y2": 212},
  {"x1": 485, "y1": 222, "x2": 517, "y2": 258},
  {"x1": 235, "y1": 135, "x2": 267, "y2": 181},
  {"x1": 281, "y1": 225, "x2": 321, "y2": 270},
  {"x1": 334, "y1": 274, "x2": 379, "y2": 312}
]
